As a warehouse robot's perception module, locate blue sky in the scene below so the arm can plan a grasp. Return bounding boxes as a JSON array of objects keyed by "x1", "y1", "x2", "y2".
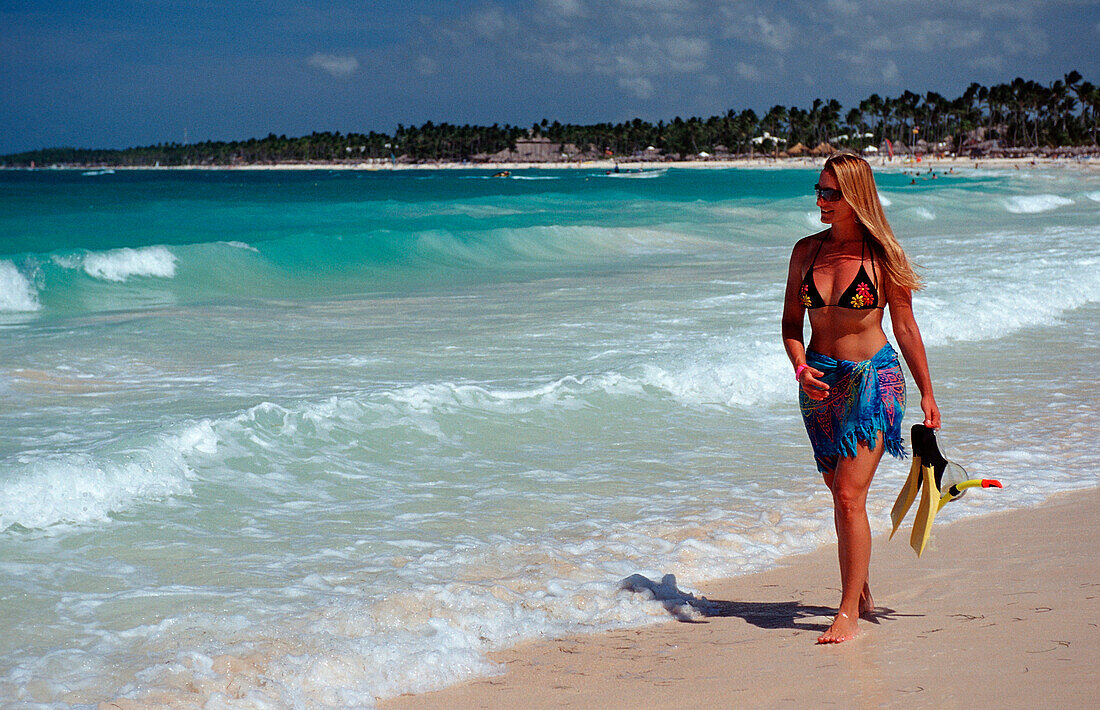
[{"x1": 2, "y1": 0, "x2": 1097, "y2": 153}]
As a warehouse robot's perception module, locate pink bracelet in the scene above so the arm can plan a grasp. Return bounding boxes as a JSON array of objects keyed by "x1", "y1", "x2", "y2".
[{"x1": 795, "y1": 364, "x2": 809, "y2": 381}]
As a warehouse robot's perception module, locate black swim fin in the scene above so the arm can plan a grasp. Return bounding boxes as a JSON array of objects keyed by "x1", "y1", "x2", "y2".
[{"x1": 889, "y1": 424, "x2": 943, "y2": 541}]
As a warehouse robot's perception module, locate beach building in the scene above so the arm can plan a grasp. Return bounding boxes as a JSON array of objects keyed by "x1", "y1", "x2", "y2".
[{"x1": 481, "y1": 136, "x2": 581, "y2": 163}]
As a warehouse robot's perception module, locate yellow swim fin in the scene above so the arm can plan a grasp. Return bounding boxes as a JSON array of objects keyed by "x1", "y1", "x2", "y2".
[
  {"x1": 889, "y1": 454, "x2": 922, "y2": 539},
  {"x1": 891, "y1": 424, "x2": 937, "y2": 541},
  {"x1": 910, "y1": 462, "x2": 940, "y2": 556}
]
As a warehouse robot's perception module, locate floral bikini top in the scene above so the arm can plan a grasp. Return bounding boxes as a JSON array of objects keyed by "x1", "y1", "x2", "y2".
[{"x1": 799, "y1": 233, "x2": 883, "y2": 310}]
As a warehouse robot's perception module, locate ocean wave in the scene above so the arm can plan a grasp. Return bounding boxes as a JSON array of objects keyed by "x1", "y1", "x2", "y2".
[
  {"x1": 79, "y1": 245, "x2": 178, "y2": 282},
  {"x1": 637, "y1": 338, "x2": 791, "y2": 409},
  {"x1": 1002, "y1": 194, "x2": 1074, "y2": 214},
  {"x1": 12, "y1": 223, "x2": 711, "y2": 319},
  {"x1": 220, "y1": 240, "x2": 260, "y2": 252},
  {"x1": 0, "y1": 260, "x2": 39, "y2": 312},
  {"x1": 0, "y1": 353, "x2": 782, "y2": 535},
  {"x1": 0, "y1": 423, "x2": 213, "y2": 530},
  {"x1": 913, "y1": 229, "x2": 1100, "y2": 344},
  {"x1": 1086, "y1": 191, "x2": 1100, "y2": 203}
]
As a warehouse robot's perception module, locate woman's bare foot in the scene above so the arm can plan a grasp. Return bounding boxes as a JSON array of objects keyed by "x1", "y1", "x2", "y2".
[
  {"x1": 817, "y1": 611, "x2": 859, "y2": 644},
  {"x1": 859, "y1": 582, "x2": 875, "y2": 619}
]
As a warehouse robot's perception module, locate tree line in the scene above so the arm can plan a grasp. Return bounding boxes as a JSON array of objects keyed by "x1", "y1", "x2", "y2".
[{"x1": 3, "y1": 71, "x2": 1095, "y2": 167}]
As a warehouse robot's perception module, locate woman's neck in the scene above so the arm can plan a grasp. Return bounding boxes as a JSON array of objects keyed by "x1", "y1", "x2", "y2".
[{"x1": 827, "y1": 221, "x2": 863, "y2": 245}]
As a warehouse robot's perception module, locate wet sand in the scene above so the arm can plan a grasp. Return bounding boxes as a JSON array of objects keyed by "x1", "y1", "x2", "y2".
[{"x1": 384, "y1": 489, "x2": 1099, "y2": 709}]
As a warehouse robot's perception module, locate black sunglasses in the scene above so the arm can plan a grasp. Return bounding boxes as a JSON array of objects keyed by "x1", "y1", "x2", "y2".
[{"x1": 814, "y1": 184, "x2": 843, "y2": 202}]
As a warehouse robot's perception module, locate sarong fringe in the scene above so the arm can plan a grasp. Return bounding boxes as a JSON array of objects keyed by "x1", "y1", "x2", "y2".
[{"x1": 835, "y1": 421, "x2": 907, "y2": 461}]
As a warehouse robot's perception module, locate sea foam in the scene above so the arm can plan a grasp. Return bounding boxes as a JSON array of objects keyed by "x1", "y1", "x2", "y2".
[
  {"x1": 1002, "y1": 194, "x2": 1074, "y2": 214},
  {"x1": 81, "y1": 246, "x2": 178, "y2": 282},
  {"x1": 0, "y1": 260, "x2": 39, "y2": 312},
  {"x1": 0, "y1": 422, "x2": 214, "y2": 530},
  {"x1": 913, "y1": 230, "x2": 1100, "y2": 345}
]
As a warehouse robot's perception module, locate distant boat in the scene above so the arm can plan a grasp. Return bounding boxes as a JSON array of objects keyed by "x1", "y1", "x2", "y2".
[
  {"x1": 82, "y1": 169, "x2": 116, "y2": 176},
  {"x1": 602, "y1": 167, "x2": 667, "y2": 179},
  {"x1": 491, "y1": 170, "x2": 511, "y2": 178}
]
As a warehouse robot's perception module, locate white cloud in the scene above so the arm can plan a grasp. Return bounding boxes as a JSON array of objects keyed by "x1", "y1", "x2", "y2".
[
  {"x1": 619, "y1": 76, "x2": 656, "y2": 99},
  {"x1": 997, "y1": 27, "x2": 1049, "y2": 56},
  {"x1": 306, "y1": 53, "x2": 359, "y2": 77},
  {"x1": 663, "y1": 36, "x2": 710, "y2": 70},
  {"x1": 836, "y1": 50, "x2": 902, "y2": 87},
  {"x1": 880, "y1": 59, "x2": 900, "y2": 84},
  {"x1": 865, "y1": 34, "x2": 892, "y2": 52},
  {"x1": 748, "y1": 14, "x2": 793, "y2": 51},
  {"x1": 969, "y1": 54, "x2": 1005, "y2": 71},
  {"x1": 417, "y1": 56, "x2": 439, "y2": 76},
  {"x1": 470, "y1": 7, "x2": 516, "y2": 40},
  {"x1": 617, "y1": 0, "x2": 686, "y2": 9},
  {"x1": 863, "y1": 20, "x2": 983, "y2": 51},
  {"x1": 593, "y1": 35, "x2": 708, "y2": 100},
  {"x1": 719, "y1": 3, "x2": 794, "y2": 50},
  {"x1": 522, "y1": 38, "x2": 592, "y2": 74},
  {"x1": 541, "y1": 0, "x2": 585, "y2": 18},
  {"x1": 825, "y1": 0, "x2": 860, "y2": 14},
  {"x1": 592, "y1": 35, "x2": 709, "y2": 76},
  {"x1": 910, "y1": 20, "x2": 983, "y2": 49},
  {"x1": 614, "y1": 0, "x2": 698, "y2": 30},
  {"x1": 736, "y1": 61, "x2": 763, "y2": 82},
  {"x1": 518, "y1": 33, "x2": 707, "y2": 100}
]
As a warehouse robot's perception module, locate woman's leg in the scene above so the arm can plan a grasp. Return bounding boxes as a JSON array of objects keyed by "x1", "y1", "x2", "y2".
[{"x1": 819, "y1": 435, "x2": 885, "y2": 644}]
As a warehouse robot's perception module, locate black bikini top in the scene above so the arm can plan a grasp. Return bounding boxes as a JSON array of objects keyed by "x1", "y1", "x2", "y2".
[{"x1": 799, "y1": 233, "x2": 883, "y2": 310}]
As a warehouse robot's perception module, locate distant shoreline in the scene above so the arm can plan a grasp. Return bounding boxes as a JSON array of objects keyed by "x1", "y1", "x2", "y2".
[{"x1": 8, "y1": 155, "x2": 1099, "y2": 172}]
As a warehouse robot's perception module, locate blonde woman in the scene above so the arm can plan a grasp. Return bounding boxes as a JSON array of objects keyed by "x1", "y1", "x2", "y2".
[{"x1": 782, "y1": 152, "x2": 940, "y2": 644}]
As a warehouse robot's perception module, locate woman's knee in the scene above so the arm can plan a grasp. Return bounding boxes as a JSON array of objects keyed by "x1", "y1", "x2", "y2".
[
  {"x1": 832, "y1": 487, "x2": 867, "y2": 519},
  {"x1": 831, "y1": 474, "x2": 871, "y2": 518}
]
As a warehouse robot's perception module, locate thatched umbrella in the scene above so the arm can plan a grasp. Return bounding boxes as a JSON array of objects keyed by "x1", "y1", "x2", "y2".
[
  {"x1": 787, "y1": 142, "x2": 808, "y2": 156},
  {"x1": 809, "y1": 142, "x2": 836, "y2": 156}
]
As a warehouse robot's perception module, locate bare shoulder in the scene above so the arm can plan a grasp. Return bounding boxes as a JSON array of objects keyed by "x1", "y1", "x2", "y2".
[{"x1": 790, "y1": 229, "x2": 828, "y2": 262}]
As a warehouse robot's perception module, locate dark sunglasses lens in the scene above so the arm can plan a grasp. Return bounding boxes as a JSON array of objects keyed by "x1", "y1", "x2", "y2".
[{"x1": 813, "y1": 184, "x2": 842, "y2": 201}]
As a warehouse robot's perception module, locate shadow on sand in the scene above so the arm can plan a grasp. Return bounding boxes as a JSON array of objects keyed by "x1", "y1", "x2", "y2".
[{"x1": 620, "y1": 573, "x2": 907, "y2": 632}]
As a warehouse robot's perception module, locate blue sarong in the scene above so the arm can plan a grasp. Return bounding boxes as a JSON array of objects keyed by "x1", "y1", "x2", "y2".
[{"x1": 799, "y1": 342, "x2": 906, "y2": 474}]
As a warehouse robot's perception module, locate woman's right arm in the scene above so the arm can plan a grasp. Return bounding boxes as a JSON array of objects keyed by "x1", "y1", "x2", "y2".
[{"x1": 782, "y1": 240, "x2": 828, "y2": 400}]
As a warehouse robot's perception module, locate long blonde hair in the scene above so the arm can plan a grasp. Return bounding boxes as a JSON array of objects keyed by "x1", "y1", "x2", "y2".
[{"x1": 824, "y1": 152, "x2": 922, "y2": 291}]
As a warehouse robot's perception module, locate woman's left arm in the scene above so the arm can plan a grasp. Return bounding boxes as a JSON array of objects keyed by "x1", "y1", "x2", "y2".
[{"x1": 886, "y1": 281, "x2": 941, "y2": 428}]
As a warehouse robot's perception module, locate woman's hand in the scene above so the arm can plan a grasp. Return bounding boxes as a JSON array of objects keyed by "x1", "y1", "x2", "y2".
[
  {"x1": 921, "y1": 394, "x2": 941, "y2": 429},
  {"x1": 798, "y1": 366, "x2": 830, "y2": 401}
]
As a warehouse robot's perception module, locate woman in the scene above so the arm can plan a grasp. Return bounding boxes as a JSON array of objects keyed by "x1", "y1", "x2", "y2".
[{"x1": 781, "y1": 152, "x2": 939, "y2": 644}]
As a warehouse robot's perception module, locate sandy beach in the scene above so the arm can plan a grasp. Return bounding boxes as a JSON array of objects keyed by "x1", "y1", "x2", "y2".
[{"x1": 384, "y1": 489, "x2": 1099, "y2": 709}]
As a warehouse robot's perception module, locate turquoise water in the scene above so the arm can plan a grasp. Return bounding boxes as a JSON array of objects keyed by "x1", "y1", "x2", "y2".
[{"x1": 2, "y1": 166, "x2": 1098, "y2": 706}]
